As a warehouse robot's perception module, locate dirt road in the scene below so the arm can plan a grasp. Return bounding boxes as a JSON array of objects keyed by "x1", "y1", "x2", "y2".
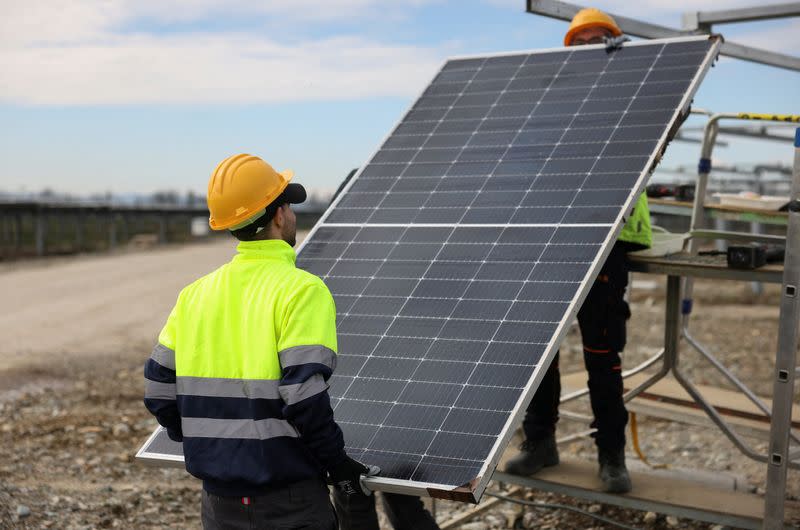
[{"x1": 0, "y1": 239, "x2": 237, "y2": 376}]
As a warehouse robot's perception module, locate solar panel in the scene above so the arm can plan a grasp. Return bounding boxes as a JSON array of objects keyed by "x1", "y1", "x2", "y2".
[{"x1": 137, "y1": 35, "x2": 720, "y2": 502}]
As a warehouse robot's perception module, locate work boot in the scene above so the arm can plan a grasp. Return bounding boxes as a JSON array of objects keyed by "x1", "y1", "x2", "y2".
[
  {"x1": 598, "y1": 447, "x2": 632, "y2": 493},
  {"x1": 504, "y1": 435, "x2": 559, "y2": 476}
]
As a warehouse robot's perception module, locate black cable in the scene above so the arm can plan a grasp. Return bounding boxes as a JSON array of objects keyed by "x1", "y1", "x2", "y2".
[{"x1": 484, "y1": 491, "x2": 642, "y2": 530}]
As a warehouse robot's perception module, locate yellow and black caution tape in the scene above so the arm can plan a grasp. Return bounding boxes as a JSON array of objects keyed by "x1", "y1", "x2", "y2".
[
  {"x1": 629, "y1": 412, "x2": 669, "y2": 469},
  {"x1": 736, "y1": 113, "x2": 800, "y2": 123}
]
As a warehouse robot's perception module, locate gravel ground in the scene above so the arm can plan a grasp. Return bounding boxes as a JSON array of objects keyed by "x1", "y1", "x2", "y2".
[{"x1": 0, "y1": 244, "x2": 798, "y2": 529}]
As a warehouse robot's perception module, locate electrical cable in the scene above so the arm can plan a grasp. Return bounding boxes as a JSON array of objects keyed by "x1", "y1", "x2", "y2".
[
  {"x1": 484, "y1": 491, "x2": 643, "y2": 530},
  {"x1": 630, "y1": 412, "x2": 669, "y2": 469}
]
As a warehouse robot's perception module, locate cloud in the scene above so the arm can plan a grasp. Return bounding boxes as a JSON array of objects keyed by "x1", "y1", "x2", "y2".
[
  {"x1": 0, "y1": 0, "x2": 446, "y2": 105},
  {"x1": 1, "y1": 33, "x2": 444, "y2": 104}
]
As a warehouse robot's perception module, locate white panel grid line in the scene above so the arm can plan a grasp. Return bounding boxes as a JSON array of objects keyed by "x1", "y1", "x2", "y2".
[
  {"x1": 337, "y1": 421, "x2": 498, "y2": 440},
  {"x1": 338, "y1": 314, "x2": 561, "y2": 324},
  {"x1": 333, "y1": 395, "x2": 530, "y2": 414},
  {"x1": 337, "y1": 353, "x2": 537, "y2": 368},
  {"x1": 336, "y1": 375, "x2": 524, "y2": 391},
  {"x1": 336, "y1": 331, "x2": 551, "y2": 346},
  {"x1": 393, "y1": 109, "x2": 679, "y2": 126},
  {"x1": 319, "y1": 223, "x2": 611, "y2": 228},
  {"x1": 406, "y1": 93, "x2": 688, "y2": 112},
  {"x1": 337, "y1": 444, "x2": 486, "y2": 464},
  {"x1": 386, "y1": 120, "x2": 685, "y2": 134}
]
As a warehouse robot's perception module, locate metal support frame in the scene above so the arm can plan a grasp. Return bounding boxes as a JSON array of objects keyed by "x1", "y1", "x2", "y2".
[
  {"x1": 683, "y1": 3, "x2": 800, "y2": 31},
  {"x1": 526, "y1": 0, "x2": 800, "y2": 72},
  {"x1": 547, "y1": 114, "x2": 800, "y2": 528},
  {"x1": 762, "y1": 129, "x2": 800, "y2": 529},
  {"x1": 687, "y1": 114, "x2": 800, "y2": 247},
  {"x1": 663, "y1": 115, "x2": 799, "y2": 526}
]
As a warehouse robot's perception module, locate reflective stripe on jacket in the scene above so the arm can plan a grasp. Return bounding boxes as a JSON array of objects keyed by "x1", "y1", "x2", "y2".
[
  {"x1": 144, "y1": 239, "x2": 346, "y2": 496},
  {"x1": 618, "y1": 193, "x2": 652, "y2": 250}
]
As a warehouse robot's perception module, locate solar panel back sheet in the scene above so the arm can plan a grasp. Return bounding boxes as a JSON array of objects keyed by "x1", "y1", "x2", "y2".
[{"x1": 136, "y1": 35, "x2": 720, "y2": 502}]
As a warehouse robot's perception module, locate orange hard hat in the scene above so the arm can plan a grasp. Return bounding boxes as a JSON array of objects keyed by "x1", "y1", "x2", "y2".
[
  {"x1": 207, "y1": 153, "x2": 295, "y2": 231},
  {"x1": 564, "y1": 8, "x2": 622, "y2": 46}
]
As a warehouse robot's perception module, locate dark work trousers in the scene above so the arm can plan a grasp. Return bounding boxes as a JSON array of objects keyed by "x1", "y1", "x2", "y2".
[
  {"x1": 200, "y1": 478, "x2": 337, "y2": 530},
  {"x1": 332, "y1": 488, "x2": 440, "y2": 530},
  {"x1": 522, "y1": 242, "x2": 632, "y2": 452}
]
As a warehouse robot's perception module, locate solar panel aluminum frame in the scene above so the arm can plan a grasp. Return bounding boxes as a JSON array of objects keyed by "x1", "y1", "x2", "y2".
[
  {"x1": 135, "y1": 35, "x2": 721, "y2": 503},
  {"x1": 136, "y1": 426, "x2": 184, "y2": 467},
  {"x1": 295, "y1": 34, "x2": 721, "y2": 503}
]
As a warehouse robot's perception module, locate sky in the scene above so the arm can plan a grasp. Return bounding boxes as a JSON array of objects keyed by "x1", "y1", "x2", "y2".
[{"x1": 1, "y1": 0, "x2": 798, "y2": 196}]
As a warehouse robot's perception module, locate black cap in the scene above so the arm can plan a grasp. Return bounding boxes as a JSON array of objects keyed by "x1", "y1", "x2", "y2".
[{"x1": 282, "y1": 183, "x2": 307, "y2": 205}]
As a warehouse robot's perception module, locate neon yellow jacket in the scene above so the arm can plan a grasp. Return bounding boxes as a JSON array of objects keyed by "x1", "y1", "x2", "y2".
[
  {"x1": 618, "y1": 193, "x2": 652, "y2": 249},
  {"x1": 144, "y1": 239, "x2": 346, "y2": 496}
]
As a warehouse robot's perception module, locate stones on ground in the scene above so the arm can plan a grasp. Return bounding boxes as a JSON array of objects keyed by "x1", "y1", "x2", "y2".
[
  {"x1": 112, "y1": 423, "x2": 130, "y2": 436},
  {"x1": 643, "y1": 511, "x2": 658, "y2": 523},
  {"x1": 522, "y1": 510, "x2": 538, "y2": 528},
  {"x1": 588, "y1": 504, "x2": 602, "y2": 513},
  {"x1": 484, "y1": 513, "x2": 505, "y2": 527},
  {"x1": 17, "y1": 504, "x2": 31, "y2": 518},
  {"x1": 460, "y1": 523, "x2": 489, "y2": 530},
  {"x1": 666, "y1": 515, "x2": 680, "y2": 527}
]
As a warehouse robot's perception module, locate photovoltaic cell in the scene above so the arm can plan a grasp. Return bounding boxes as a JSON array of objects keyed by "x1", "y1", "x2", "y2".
[
  {"x1": 136, "y1": 36, "x2": 719, "y2": 502},
  {"x1": 303, "y1": 36, "x2": 718, "y2": 499}
]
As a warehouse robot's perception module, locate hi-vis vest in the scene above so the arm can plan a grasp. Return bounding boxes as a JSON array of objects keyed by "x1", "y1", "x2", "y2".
[
  {"x1": 618, "y1": 193, "x2": 652, "y2": 249},
  {"x1": 144, "y1": 239, "x2": 345, "y2": 496}
]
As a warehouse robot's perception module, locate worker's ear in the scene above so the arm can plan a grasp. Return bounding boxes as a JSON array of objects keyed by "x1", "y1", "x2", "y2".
[{"x1": 271, "y1": 204, "x2": 284, "y2": 229}]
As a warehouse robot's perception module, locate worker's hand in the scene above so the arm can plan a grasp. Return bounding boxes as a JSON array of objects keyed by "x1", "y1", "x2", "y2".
[
  {"x1": 603, "y1": 35, "x2": 629, "y2": 51},
  {"x1": 328, "y1": 456, "x2": 380, "y2": 496}
]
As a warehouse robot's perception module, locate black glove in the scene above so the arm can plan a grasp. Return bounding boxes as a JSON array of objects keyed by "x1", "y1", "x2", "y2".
[
  {"x1": 603, "y1": 35, "x2": 630, "y2": 51},
  {"x1": 328, "y1": 455, "x2": 379, "y2": 497}
]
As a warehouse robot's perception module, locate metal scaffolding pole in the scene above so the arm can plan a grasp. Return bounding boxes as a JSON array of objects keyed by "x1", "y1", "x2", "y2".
[
  {"x1": 763, "y1": 128, "x2": 800, "y2": 529},
  {"x1": 683, "y1": 3, "x2": 800, "y2": 30},
  {"x1": 526, "y1": 0, "x2": 800, "y2": 72}
]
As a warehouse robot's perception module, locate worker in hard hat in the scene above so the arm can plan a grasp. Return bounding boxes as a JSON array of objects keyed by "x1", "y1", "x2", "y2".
[
  {"x1": 504, "y1": 8, "x2": 652, "y2": 494},
  {"x1": 144, "y1": 153, "x2": 378, "y2": 529}
]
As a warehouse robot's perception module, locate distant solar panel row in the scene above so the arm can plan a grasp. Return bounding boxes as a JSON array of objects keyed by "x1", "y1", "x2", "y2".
[{"x1": 137, "y1": 36, "x2": 719, "y2": 502}]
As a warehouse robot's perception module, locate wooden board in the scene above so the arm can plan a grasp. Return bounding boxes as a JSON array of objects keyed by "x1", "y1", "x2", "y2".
[
  {"x1": 562, "y1": 371, "x2": 800, "y2": 437},
  {"x1": 628, "y1": 251, "x2": 784, "y2": 274},
  {"x1": 494, "y1": 455, "x2": 800, "y2": 529}
]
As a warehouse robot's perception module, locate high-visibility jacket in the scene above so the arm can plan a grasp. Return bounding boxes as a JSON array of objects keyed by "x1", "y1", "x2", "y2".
[
  {"x1": 618, "y1": 194, "x2": 652, "y2": 249},
  {"x1": 144, "y1": 239, "x2": 346, "y2": 496}
]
